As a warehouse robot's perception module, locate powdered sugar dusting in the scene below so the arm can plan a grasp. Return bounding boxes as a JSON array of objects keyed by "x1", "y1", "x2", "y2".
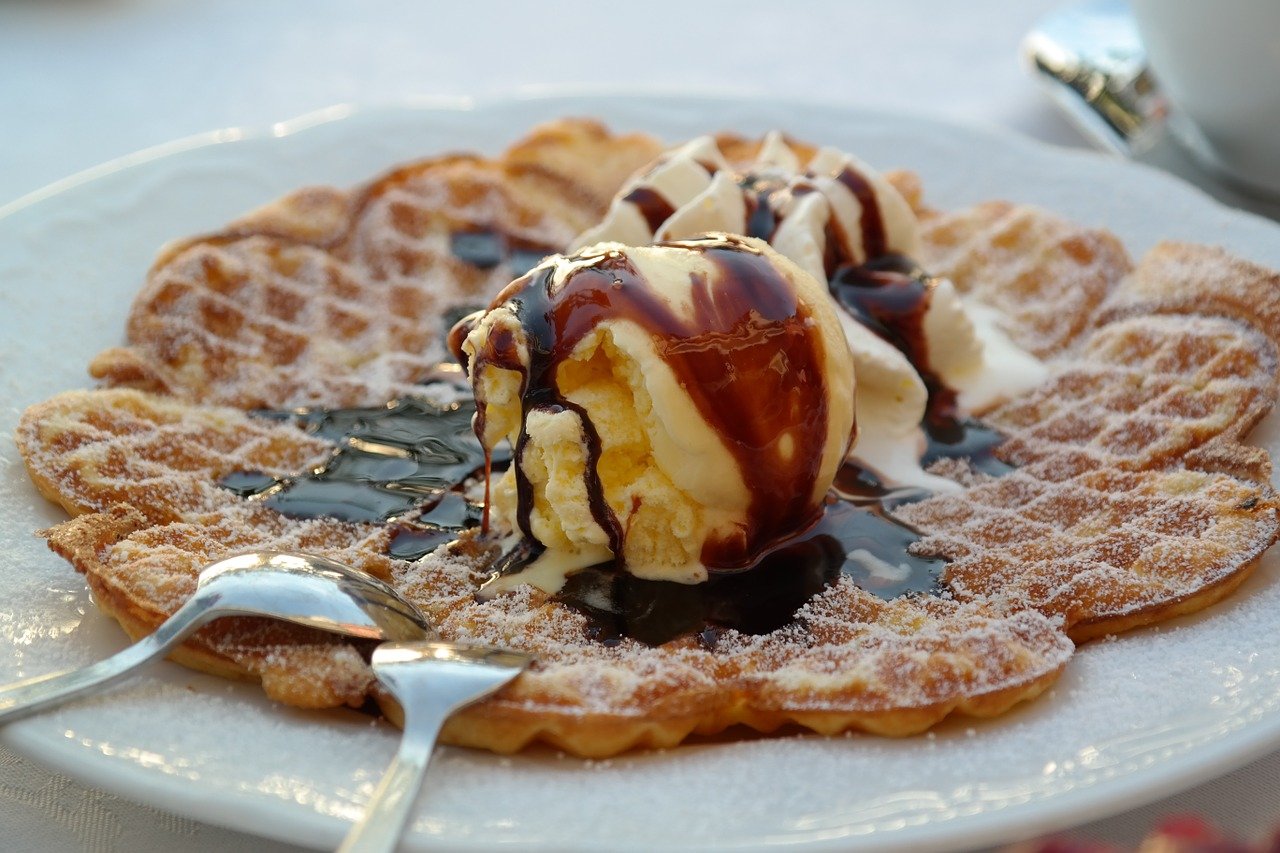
[
  {"x1": 15, "y1": 388, "x2": 332, "y2": 522},
  {"x1": 12, "y1": 119, "x2": 1280, "y2": 760},
  {"x1": 917, "y1": 200, "x2": 1132, "y2": 358},
  {"x1": 899, "y1": 310, "x2": 1280, "y2": 636}
]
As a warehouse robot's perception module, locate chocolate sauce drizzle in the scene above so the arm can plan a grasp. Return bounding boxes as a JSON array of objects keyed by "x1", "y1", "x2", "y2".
[
  {"x1": 828, "y1": 252, "x2": 1015, "y2": 487},
  {"x1": 451, "y1": 235, "x2": 836, "y2": 571},
  {"x1": 739, "y1": 174, "x2": 786, "y2": 242},
  {"x1": 621, "y1": 187, "x2": 677, "y2": 233},
  {"x1": 830, "y1": 254, "x2": 932, "y2": 372},
  {"x1": 833, "y1": 167, "x2": 887, "y2": 259}
]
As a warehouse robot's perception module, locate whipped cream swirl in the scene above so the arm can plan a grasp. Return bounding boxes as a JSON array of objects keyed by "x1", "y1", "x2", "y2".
[{"x1": 575, "y1": 133, "x2": 1048, "y2": 492}]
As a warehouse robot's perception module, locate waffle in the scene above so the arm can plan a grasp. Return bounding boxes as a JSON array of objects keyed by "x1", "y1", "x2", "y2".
[
  {"x1": 915, "y1": 200, "x2": 1130, "y2": 358},
  {"x1": 87, "y1": 120, "x2": 663, "y2": 410},
  {"x1": 18, "y1": 386, "x2": 1075, "y2": 751},
  {"x1": 899, "y1": 250, "x2": 1280, "y2": 641},
  {"x1": 14, "y1": 119, "x2": 1280, "y2": 757}
]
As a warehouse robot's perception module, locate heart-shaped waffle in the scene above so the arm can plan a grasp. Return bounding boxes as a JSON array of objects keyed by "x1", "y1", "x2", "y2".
[{"x1": 15, "y1": 119, "x2": 1279, "y2": 756}]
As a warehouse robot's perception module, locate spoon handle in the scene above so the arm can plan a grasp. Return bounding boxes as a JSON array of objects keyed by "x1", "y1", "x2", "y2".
[
  {"x1": 339, "y1": 644, "x2": 531, "y2": 853},
  {"x1": 0, "y1": 597, "x2": 208, "y2": 724},
  {"x1": 337, "y1": 714, "x2": 443, "y2": 853}
]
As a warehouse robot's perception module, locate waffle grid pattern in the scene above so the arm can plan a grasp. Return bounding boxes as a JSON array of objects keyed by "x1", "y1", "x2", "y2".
[{"x1": 89, "y1": 122, "x2": 662, "y2": 409}]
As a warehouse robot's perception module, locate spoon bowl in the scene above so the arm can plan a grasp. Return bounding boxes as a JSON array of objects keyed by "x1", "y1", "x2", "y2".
[
  {"x1": 187, "y1": 551, "x2": 432, "y2": 641},
  {"x1": 339, "y1": 641, "x2": 533, "y2": 853},
  {"x1": 0, "y1": 550, "x2": 434, "y2": 724}
]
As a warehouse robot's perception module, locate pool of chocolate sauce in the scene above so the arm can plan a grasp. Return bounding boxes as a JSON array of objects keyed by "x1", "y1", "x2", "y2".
[
  {"x1": 218, "y1": 397, "x2": 501, "y2": 528},
  {"x1": 562, "y1": 498, "x2": 944, "y2": 647},
  {"x1": 219, "y1": 392, "x2": 963, "y2": 647}
]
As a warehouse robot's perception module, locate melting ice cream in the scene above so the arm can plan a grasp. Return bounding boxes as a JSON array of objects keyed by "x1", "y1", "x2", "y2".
[{"x1": 449, "y1": 235, "x2": 856, "y2": 592}]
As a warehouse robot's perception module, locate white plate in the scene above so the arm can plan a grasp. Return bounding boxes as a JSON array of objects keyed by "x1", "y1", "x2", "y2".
[{"x1": 4, "y1": 95, "x2": 1280, "y2": 853}]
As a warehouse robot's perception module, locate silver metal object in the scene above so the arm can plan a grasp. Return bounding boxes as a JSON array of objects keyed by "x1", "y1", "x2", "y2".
[
  {"x1": 0, "y1": 551, "x2": 433, "y2": 723},
  {"x1": 1022, "y1": 0, "x2": 1167, "y2": 156},
  {"x1": 338, "y1": 641, "x2": 533, "y2": 853},
  {"x1": 1023, "y1": 0, "x2": 1280, "y2": 219}
]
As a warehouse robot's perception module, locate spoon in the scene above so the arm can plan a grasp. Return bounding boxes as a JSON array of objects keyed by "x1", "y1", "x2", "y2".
[
  {"x1": 339, "y1": 641, "x2": 533, "y2": 853},
  {"x1": 1022, "y1": 0, "x2": 1280, "y2": 220},
  {"x1": 0, "y1": 551, "x2": 433, "y2": 724}
]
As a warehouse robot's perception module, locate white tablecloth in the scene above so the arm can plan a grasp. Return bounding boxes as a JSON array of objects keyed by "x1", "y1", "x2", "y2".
[{"x1": 2, "y1": 1, "x2": 1277, "y2": 849}]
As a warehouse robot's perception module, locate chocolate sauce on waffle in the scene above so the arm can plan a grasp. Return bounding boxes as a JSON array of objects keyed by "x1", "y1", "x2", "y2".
[
  {"x1": 923, "y1": 419, "x2": 1014, "y2": 478},
  {"x1": 217, "y1": 398, "x2": 494, "y2": 523},
  {"x1": 387, "y1": 492, "x2": 486, "y2": 561},
  {"x1": 218, "y1": 225, "x2": 1010, "y2": 647},
  {"x1": 215, "y1": 381, "x2": 992, "y2": 646},
  {"x1": 558, "y1": 499, "x2": 945, "y2": 646},
  {"x1": 449, "y1": 229, "x2": 554, "y2": 277},
  {"x1": 217, "y1": 470, "x2": 276, "y2": 498}
]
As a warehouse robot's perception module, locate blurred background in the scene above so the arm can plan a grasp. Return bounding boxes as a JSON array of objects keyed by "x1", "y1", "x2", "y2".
[
  {"x1": 3, "y1": 1, "x2": 1279, "y2": 851},
  {"x1": 0, "y1": 0, "x2": 1088, "y2": 207}
]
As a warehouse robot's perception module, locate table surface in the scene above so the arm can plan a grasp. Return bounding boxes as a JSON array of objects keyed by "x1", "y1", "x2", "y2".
[{"x1": 3, "y1": 1, "x2": 1278, "y2": 850}]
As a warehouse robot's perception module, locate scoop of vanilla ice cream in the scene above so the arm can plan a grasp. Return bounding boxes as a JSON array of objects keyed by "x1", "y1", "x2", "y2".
[
  {"x1": 451, "y1": 235, "x2": 856, "y2": 592},
  {"x1": 573, "y1": 133, "x2": 1048, "y2": 491}
]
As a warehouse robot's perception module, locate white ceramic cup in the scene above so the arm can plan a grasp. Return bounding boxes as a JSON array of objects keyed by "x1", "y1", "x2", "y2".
[{"x1": 1132, "y1": 0, "x2": 1280, "y2": 198}]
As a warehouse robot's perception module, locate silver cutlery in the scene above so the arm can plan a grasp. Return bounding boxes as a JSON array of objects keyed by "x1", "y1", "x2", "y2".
[
  {"x1": 3, "y1": 549, "x2": 534, "y2": 853},
  {"x1": 1022, "y1": 0, "x2": 1165, "y2": 158},
  {"x1": 338, "y1": 641, "x2": 533, "y2": 853},
  {"x1": 0, "y1": 550, "x2": 433, "y2": 723}
]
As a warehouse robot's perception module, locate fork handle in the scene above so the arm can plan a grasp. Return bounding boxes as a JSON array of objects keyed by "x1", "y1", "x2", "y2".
[
  {"x1": 0, "y1": 597, "x2": 208, "y2": 724},
  {"x1": 338, "y1": 716, "x2": 442, "y2": 853}
]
